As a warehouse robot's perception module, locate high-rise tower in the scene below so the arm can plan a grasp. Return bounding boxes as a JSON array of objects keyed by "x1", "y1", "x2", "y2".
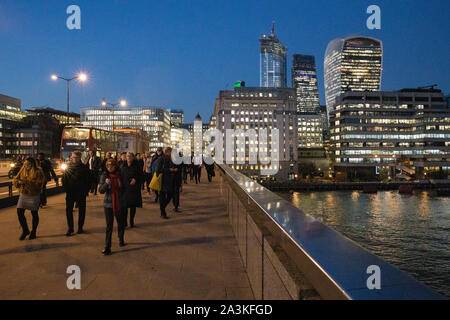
[
  {"x1": 260, "y1": 23, "x2": 287, "y2": 88},
  {"x1": 324, "y1": 36, "x2": 382, "y2": 117},
  {"x1": 292, "y1": 54, "x2": 320, "y2": 113}
]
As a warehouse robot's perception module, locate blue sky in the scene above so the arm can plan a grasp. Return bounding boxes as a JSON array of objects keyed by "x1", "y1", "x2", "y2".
[{"x1": 0, "y1": 0, "x2": 448, "y2": 122}]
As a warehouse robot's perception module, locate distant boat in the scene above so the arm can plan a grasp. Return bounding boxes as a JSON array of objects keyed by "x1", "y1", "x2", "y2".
[{"x1": 399, "y1": 185, "x2": 414, "y2": 194}]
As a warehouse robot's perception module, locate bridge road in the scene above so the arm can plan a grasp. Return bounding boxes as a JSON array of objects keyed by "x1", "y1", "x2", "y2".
[{"x1": 0, "y1": 169, "x2": 254, "y2": 299}]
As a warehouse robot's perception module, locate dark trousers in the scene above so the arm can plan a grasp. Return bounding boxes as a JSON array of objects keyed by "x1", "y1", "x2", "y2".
[
  {"x1": 194, "y1": 166, "x2": 201, "y2": 184},
  {"x1": 159, "y1": 190, "x2": 173, "y2": 217},
  {"x1": 124, "y1": 207, "x2": 137, "y2": 226},
  {"x1": 66, "y1": 195, "x2": 86, "y2": 232},
  {"x1": 173, "y1": 185, "x2": 180, "y2": 209},
  {"x1": 17, "y1": 208, "x2": 39, "y2": 234},
  {"x1": 40, "y1": 180, "x2": 48, "y2": 205},
  {"x1": 104, "y1": 207, "x2": 125, "y2": 249},
  {"x1": 90, "y1": 172, "x2": 98, "y2": 195},
  {"x1": 189, "y1": 167, "x2": 194, "y2": 181},
  {"x1": 182, "y1": 169, "x2": 188, "y2": 184},
  {"x1": 154, "y1": 190, "x2": 159, "y2": 202},
  {"x1": 144, "y1": 172, "x2": 152, "y2": 191}
]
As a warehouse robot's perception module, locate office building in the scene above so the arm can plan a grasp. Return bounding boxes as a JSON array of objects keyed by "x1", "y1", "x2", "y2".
[
  {"x1": 329, "y1": 88, "x2": 450, "y2": 180},
  {"x1": 169, "y1": 109, "x2": 184, "y2": 127},
  {"x1": 80, "y1": 106, "x2": 171, "y2": 152},
  {"x1": 292, "y1": 54, "x2": 320, "y2": 113},
  {"x1": 27, "y1": 107, "x2": 80, "y2": 124},
  {"x1": 260, "y1": 25, "x2": 287, "y2": 88},
  {"x1": 324, "y1": 36, "x2": 383, "y2": 118},
  {"x1": 214, "y1": 87, "x2": 298, "y2": 181}
]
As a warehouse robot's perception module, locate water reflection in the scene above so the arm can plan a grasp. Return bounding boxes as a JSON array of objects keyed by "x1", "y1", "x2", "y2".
[{"x1": 278, "y1": 190, "x2": 450, "y2": 297}]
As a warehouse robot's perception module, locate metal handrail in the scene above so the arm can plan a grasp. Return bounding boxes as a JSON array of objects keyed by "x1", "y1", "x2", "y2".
[
  {"x1": 219, "y1": 164, "x2": 445, "y2": 300},
  {"x1": 0, "y1": 175, "x2": 63, "y2": 198}
]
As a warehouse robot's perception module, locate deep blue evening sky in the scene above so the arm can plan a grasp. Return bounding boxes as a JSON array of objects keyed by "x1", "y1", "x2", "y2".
[{"x1": 0, "y1": 0, "x2": 448, "y2": 122}]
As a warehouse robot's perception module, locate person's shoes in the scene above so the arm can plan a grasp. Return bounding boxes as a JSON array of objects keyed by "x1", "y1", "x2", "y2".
[
  {"x1": 173, "y1": 208, "x2": 180, "y2": 213},
  {"x1": 119, "y1": 240, "x2": 126, "y2": 247},
  {"x1": 130, "y1": 222, "x2": 135, "y2": 228},
  {"x1": 19, "y1": 230, "x2": 30, "y2": 241},
  {"x1": 161, "y1": 215, "x2": 169, "y2": 219},
  {"x1": 77, "y1": 228, "x2": 84, "y2": 234},
  {"x1": 28, "y1": 231, "x2": 37, "y2": 240},
  {"x1": 154, "y1": 198, "x2": 158, "y2": 203},
  {"x1": 66, "y1": 230, "x2": 74, "y2": 237},
  {"x1": 102, "y1": 248, "x2": 112, "y2": 255}
]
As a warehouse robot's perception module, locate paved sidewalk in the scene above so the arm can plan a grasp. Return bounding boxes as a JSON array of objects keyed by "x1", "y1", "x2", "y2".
[{"x1": 0, "y1": 170, "x2": 253, "y2": 299}]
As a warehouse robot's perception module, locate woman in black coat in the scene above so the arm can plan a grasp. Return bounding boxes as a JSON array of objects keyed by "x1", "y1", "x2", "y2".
[{"x1": 120, "y1": 152, "x2": 143, "y2": 227}]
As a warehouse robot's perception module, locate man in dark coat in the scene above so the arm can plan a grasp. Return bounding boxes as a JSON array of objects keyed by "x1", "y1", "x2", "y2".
[
  {"x1": 87, "y1": 150, "x2": 101, "y2": 195},
  {"x1": 150, "y1": 147, "x2": 163, "y2": 203},
  {"x1": 37, "y1": 153, "x2": 57, "y2": 207},
  {"x1": 156, "y1": 147, "x2": 178, "y2": 219},
  {"x1": 172, "y1": 152, "x2": 184, "y2": 212},
  {"x1": 120, "y1": 152, "x2": 143, "y2": 227},
  {"x1": 62, "y1": 151, "x2": 90, "y2": 236}
]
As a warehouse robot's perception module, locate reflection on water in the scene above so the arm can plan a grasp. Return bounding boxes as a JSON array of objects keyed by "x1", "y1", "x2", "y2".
[{"x1": 280, "y1": 190, "x2": 450, "y2": 297}]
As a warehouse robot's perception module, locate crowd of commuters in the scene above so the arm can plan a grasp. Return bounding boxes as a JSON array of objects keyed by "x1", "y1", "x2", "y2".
[{"x1": 11, "y1": 147, "x2": 215, "y2": 256}]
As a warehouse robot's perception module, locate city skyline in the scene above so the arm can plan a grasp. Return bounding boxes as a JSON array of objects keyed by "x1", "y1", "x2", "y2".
[{"x1": 0, "y1": 0, "x2": 448, "y2": 122}]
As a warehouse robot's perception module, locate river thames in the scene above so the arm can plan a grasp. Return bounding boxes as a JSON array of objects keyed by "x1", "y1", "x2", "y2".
[{"x1": 279, "y1": 190, "x2": 450, "y2": 297}]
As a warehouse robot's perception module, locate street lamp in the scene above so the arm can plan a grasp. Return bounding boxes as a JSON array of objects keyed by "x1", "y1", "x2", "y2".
[
  {"x1": 51, "y1": 72, "x2": 88, "y2": 124},
  {"x1": 101, "y1": 98, "x2": 127, "y2": 130}
]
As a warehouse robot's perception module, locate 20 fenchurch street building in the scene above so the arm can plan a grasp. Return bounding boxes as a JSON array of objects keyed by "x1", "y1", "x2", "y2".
[{"x1": 324, "y1": 36, "x2": 383, "y2": 118}]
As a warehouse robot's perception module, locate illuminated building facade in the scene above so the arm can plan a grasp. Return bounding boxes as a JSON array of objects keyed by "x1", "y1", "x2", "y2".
[
  {"x1": 214, "y1": 87, "x2": 298, "y2": 181},
  {"x1": 297, "y1": 113, "x2": 323, "y2": 149},
  {"x1": 292, "y1": 54, "x2": 320, "y2": 113},
  {"x1": 80, "y1": 106, "x2": 171, "y2": 152},
  {"x1": 260, "y1": 27, "x2": 287, "y2": 88},
  {"x1": 329, "y1": 89, "x2": 450, "y2": 180},
  {"x1": 26, "y1": 107, "x2": 80, "y2": 124},
  {"x1": 324, "y1": 36, "x2": 382, "y2": 118}
]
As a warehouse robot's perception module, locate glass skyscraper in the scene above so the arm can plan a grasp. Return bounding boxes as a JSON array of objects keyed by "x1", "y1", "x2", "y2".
[
  {"x1": 260, "y1": 29, "x2": 287, "y2": 88},
  {"x1": 324, "y1": 36, "x2": 383, "y2": 118},
  {"x1": 292, "y1": 54, "x2": 320, "y2": 113}
]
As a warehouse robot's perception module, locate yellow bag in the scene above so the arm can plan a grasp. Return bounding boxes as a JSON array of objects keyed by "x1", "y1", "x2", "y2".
[{"x1": 149, "y1": 173, "x2": 162, "y2": 192}]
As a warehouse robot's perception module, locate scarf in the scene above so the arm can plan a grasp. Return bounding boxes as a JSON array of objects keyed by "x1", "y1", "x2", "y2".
[{"x1": 109, "y1": 171, "x2": 122, "y2": 217}]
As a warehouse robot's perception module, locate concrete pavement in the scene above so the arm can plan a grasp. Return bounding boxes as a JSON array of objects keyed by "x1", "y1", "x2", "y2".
[{"x1": 0, "y1": 170, "x2": 254, "y2": 299}]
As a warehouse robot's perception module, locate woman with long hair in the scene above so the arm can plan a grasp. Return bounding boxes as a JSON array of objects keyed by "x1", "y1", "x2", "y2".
[
  {"x1": 99, "y1": 158, "x2": 125, "y2": 255},
  {"x1": 13, "y1": 157, "x2": 45, "y2": 240}
]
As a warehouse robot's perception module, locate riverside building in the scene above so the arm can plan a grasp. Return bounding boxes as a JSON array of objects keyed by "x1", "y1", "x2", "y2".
[
  {"x1": 329, "y1": 88, "x2": 450, "y2": 180},
  {"x1": 80, "y1": 106, "x2": 171, "y2": 152},
  {"x1": 214, "y1": 87, "x2": 298, "y2": 181}
]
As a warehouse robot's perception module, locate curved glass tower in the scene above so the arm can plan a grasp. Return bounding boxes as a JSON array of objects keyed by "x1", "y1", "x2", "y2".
[{"x1": 324, "y1": 36, "x2": 382, "y2": 117}]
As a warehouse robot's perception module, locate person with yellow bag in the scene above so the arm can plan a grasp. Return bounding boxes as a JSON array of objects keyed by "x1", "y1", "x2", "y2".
[
  {"x1": 155, "y1": 147, "x2": 178, "y2": 219},
  {"x1": 150, "y1": 147, "x2": 163, "y2": 202}
]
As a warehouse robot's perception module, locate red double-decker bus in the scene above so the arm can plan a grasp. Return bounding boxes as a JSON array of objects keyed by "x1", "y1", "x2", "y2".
[{"x1": 60, "y1": 126, "x2": 119, "y2": 163}]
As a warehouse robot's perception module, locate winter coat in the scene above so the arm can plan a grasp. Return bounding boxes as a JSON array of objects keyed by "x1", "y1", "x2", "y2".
[
  {"x1": 120, "y1": 160, "x2": 143, "y2": 208},
  {"x1": 62, "y1": 162, "x2": 90, "y2": 199}
]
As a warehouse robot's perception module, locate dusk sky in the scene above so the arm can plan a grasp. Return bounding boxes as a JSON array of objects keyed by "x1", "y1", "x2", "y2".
[{"x1": 0, "y1": 0, "x2": 448, "y2": 122}]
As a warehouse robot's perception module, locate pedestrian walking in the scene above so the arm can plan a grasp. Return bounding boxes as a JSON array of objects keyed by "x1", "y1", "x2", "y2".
[
  {"x1": 62, "y1": 151, "x2": 90, "y2": 236},
  {"x1": 151, "y1": 147, "x2": 163, "y2": 203},
  {"x1": 37, "y1": 153, "x2": 57, "y2": 208},
  {"x1": 87, "y1": 150, "x2": 101, "y2": 195},
  {"x1": 13, "y1": 157, "x2": 45, "y2": 240},
  {"x1": 143, "y1": 152, "x2": 152, "y2": 192},
  {"x1": 100, "y1": 151, "x2": 112, "y2": 173},
  {"x1": 135, "y1": 153, "x2": 145, "y2": 191},
  {"x1": 193, "y1": 154, "x2": 203, "y2": 184},
  {"x1": 156, "y1": 147, "x2": 178, "y2": 219},
  {"x1": 205, "y1": 162, "x2": 215, "y2": 182},
  {"x1": 99, "y1": 158, "x2": 126, "y2": 255},
  {"x1": 120, "y1": 152, "x2": 143, "y2": 227},
  {"x1": 172, "y1": 152, "x2": 184, "y2": 212}
]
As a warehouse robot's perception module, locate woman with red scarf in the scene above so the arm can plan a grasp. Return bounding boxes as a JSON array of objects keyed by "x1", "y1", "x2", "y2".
[{"x1": 99, "y1": 158, "x2": 126, "y2": 255}]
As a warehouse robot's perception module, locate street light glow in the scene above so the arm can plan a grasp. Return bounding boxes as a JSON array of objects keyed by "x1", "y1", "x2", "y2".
[
  {"x1": 120, "y1": 99, "x2": 127, "y2": 107},
  {"x1": 78, "y1": 73, "x2": 87, "y2": 82},
  {"x1": 51, "y1": 74, "x2": 58, "y2": 80}
]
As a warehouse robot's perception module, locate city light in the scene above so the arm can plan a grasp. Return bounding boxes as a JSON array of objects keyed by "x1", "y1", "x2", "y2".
[
  {"x1": 120, "y1": 99, "x2": 127, "y2": 107},
  {"x1": 51, "y1": 74, "x2": 58, "y2": 80},
  {"x1": 78, "y1": 73, "x2": 87, "y2": 82}
]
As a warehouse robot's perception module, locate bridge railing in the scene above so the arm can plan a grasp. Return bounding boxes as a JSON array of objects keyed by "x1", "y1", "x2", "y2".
[
  {"x1": 217, "y1": 164, "x2": 444, "y2": 300},
  {"x1": 0, "y1": 175, "x2": 64, "y2": 208}
]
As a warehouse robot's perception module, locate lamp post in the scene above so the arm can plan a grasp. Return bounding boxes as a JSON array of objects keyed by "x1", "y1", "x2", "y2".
[
  {"x1": 51, "y1": 73, "x2": 87, "y2": 124},
  {"x1": 102, "y1": 98, "x2": 127, "y2": 130}
]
